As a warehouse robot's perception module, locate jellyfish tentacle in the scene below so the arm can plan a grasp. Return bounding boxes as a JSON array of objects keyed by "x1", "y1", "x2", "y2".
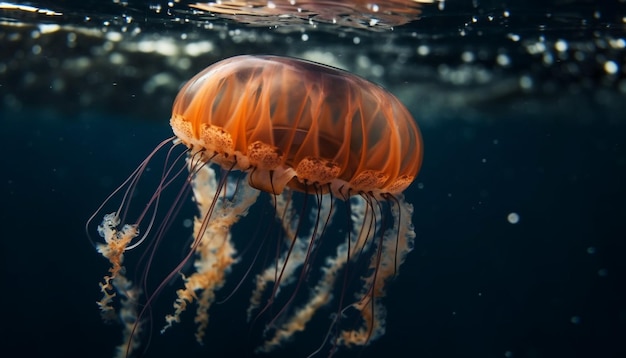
[{"x1": 338, "y1": 194, "x2": 415, "y2": 347}]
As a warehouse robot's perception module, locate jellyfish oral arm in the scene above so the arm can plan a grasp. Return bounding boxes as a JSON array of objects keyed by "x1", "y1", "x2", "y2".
[
  {"x1": 162, "y1": 160, "x2": 260, "y2": 343},
  {"x1": 95, "y1": 213, "x2": 143, "y2": 358}
]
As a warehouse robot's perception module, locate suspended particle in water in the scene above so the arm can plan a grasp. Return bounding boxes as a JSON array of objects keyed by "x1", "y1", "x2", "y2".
[{"x1": 507, "y1": 212, "x2": 520, "y2": 224}]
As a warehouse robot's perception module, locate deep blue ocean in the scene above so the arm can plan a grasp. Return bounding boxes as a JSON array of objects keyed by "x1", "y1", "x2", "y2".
[{"x1": 1, "y1": 1, "x2": 625, "y2": 358}]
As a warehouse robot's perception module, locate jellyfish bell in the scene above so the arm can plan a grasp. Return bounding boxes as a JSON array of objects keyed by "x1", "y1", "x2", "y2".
[
  {"x1": 171, "y1": 55, "x2": 422, "y2": 198},
  {"x1": 91, "y1": 55, "x2": 423, "y2": 357}
]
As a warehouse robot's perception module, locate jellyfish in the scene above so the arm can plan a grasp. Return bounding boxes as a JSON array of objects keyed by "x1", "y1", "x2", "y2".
[{"x1": 90, "y1": 55, "x2": 423, "y2": 357}]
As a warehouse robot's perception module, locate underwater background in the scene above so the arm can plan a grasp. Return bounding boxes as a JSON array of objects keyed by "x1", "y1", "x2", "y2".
[{"x1": 1, "y1": 0, "x2": 625, "y2": 357}]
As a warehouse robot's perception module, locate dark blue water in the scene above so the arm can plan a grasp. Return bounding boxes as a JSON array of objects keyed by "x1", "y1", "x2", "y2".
[
  {"x1": 1, "y1": 1, "x2": 625, "y2": 357},
  {"x1": 2, "y1": 109, "x2": 624, "y2": 357}
]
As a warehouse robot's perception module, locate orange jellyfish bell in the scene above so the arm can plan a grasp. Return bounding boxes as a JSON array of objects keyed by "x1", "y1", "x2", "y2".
[
  {"x1": 93, "y1": 55, "x2": 423, "y2": 358},
  {"x1": 170, "y1": 55, "x2": 423, "y2": 198}
]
